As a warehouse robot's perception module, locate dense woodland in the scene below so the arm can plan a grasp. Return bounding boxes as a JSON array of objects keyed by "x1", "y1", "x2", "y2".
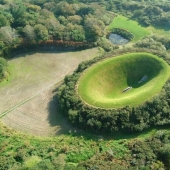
[
  {"x1": 1, "y1": 0, "x2": 170, "y2": 58},
  {"x1": 1, "y1": 0, "x2": 170, "y2": 170},
  {"x1": 103, "y1": 0, "x2": 170, "y2": 27},
  {"x1": 0, "y1": 0, "x2": 116, "y2": 58}
]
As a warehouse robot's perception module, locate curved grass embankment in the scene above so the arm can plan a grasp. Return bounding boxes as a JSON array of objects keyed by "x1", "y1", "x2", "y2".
[
  {"x1": 78, "y1": 52, "x2": 170, "y2": 108},
  {"x1": 109, "y1": 15, "x2": 150, "y2": 41}
]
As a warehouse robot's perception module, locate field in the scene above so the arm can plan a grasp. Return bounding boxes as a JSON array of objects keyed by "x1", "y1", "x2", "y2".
[
  {"x1": 109, "y1": 15, "x2": 150, "y2": 41},
  {"x1": 0, "y1": 48, "x2": 100, "y2": 136},
  {"x1": 78, "y1": 52, "x2": 170, "y2": 108}
]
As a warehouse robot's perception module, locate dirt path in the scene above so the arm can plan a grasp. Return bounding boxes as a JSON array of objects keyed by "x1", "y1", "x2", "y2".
[{"x1": 0, "y1": 48, "x2": 100, "y2": 136}]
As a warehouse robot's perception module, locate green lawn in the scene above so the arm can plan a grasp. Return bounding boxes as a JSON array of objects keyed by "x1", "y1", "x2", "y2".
[
  {"x1": 109, "y1": 15, "x2": 150, "y2": 41},
  {"x1": 78, "y1": 52, "x2": 170, "y2": 108}
]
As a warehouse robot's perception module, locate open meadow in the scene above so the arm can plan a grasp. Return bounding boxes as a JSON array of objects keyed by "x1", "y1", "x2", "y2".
[{"x1": 0, "y1": 48, "x2": 100, "y2": 136}]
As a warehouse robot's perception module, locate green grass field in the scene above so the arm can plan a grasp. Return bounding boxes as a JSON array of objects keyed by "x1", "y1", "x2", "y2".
[
  {"x1": 109, "y1": 15, "x2": 150, "y2": 41},
  {"x1": 78, "y1": 52, "x2": 170, "y2": 108}
]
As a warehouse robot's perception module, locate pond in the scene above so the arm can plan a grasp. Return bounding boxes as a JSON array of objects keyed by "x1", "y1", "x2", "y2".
[{"x1": 109, "y1": 33, "x2": 129, "y2": 45}]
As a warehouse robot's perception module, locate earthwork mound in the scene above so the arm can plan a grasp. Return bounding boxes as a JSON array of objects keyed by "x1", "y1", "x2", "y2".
[{"x1": 78, "y1": 53, "x2": 170, "y2": 108}]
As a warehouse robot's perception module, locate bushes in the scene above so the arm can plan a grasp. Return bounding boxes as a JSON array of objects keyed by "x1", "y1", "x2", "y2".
[
  {"x1": 96, "y1": 37, "x2": 118, "y2": 51},
  {"x1": 111, "y1": 28, "x2": 134, "y2": 40},
  {"x1": 0, "y1": 0, "x2": 115, "y2": 58}
]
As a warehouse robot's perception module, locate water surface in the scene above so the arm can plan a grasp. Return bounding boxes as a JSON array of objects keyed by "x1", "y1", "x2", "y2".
[{"x1": 109, "y1": 33, "x2": 129, "y2": 45}]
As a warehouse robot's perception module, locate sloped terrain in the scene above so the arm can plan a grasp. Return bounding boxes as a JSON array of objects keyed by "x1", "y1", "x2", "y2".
[{"x1": 78, "y1": 52, "x2": 170, "y2": 108}]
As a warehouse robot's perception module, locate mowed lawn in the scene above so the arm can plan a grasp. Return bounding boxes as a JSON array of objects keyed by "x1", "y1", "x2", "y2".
[{"x1": 109, "y1": 15, "x2": 150, "y2": 41}]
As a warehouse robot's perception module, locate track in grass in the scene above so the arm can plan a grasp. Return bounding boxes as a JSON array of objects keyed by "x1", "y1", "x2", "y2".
[
  {"x1": 0, "y1": 48, "x2": 100, "y2": 136},
  {"x1": 78, "y1": 52, "x2": 170, "y2": 108},
  {"x1": 109, "y1": 15, "x2": 150, "y2": 41}
]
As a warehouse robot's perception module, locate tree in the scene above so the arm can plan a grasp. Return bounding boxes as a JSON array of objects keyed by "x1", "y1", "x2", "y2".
[
  {"x1": 0, "y1": 26, "x2": 19, "y2": 46},
  {"x1": 23, "y1": 25, "x2": 36, "y2": 44},
  {"x1": 71, "y1": 25, "x2": 85, "y2": 41},
  {"x1": 84, "y1": 16, "x2": 105, "y2": 41},
  {"x1": 0, "y1": 14, "x2": 9, "y2": 27},
  {"x1": 160, "y1": 144, "x2": 170, "y2": 168},
  {"x1": 10, "y1": 2, "x2": 27, "y2": 27},
  {"x1": 55, "y1": 2, "x2": 75, "y2": 16},
  {"x1": 68, "y1": 15, "x2": 82, "y2": 25},
  {"x1": 34, "y1": 24, "x2": 48, "y2": 42}
]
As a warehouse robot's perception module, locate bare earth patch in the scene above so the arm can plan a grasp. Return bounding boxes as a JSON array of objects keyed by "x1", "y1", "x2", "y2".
[{"x1": 0, "y1": 48, "x2": 100, "y2": 136}]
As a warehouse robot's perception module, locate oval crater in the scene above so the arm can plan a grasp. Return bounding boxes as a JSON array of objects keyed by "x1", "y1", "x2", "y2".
[{"x1": 78, "y1": 53, "x2": 170, "y2": 108}]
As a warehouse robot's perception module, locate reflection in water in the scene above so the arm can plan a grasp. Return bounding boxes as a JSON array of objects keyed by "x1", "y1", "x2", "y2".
[{"x1": 109, "y1": 33, "x2": 129, "y2": 45}]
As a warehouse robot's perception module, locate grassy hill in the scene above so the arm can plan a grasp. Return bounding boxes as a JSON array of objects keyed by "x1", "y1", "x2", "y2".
[{"x1": 78, "y1": 52, "x2": 170, "y2": 108}]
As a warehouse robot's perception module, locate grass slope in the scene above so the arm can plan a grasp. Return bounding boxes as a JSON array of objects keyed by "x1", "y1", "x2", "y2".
[
  {"x1": 78, "y1": 52, "x2": 170, "y2": 108},
  {"x1": 109, "y1": 15, "x2": 150, "y2": 41}
]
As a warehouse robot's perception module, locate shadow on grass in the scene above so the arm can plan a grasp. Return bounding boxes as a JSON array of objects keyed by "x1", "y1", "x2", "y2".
[
  {"x1": 69, "y1": 124, "x2": 170, "y2": 141},
  {"x1": 151, "y1": 24, "x2": 170, "y2": 31},
  {"x1": 47, "y1": 88, "x2": 78, "y2": 136},
  {"x1": 130, "y1": 16, "x2": 170, "y2": 32},
  {"x1": 10, "y1": 47, "x2": 89, "y2": 60},
  {"x1": 126, "y1": 58, "x2": 163, "y2": 88},
  {"x1": 10, "y1": 50, "x2": 71, "y2": 60}
]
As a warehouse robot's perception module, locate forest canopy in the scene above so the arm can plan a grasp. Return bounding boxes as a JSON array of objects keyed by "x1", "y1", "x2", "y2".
[
  {"x1": 0, "y1": 0, "x2": 115, "y2": 58},
  {"x1": 1, "y1": 0, "x2": 170, "y2": 57}
]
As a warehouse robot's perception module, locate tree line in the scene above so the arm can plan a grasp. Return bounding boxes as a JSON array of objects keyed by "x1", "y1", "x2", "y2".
[
  {"x1": 103, "y1": 0, "x2": 170, "y2": 27},
  {"x1": 0, "y1": 0, "x2": 114, "y2": 58}
]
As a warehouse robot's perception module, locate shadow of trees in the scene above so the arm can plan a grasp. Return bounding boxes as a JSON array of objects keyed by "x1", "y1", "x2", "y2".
[{"x1": 47, "y1": 88, "x2": 77, "y2": 136}]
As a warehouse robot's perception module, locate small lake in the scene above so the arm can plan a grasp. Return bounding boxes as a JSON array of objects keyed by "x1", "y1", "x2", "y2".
[{"x1": 109, "y1": 33, "x2": 129, "y2": 45}]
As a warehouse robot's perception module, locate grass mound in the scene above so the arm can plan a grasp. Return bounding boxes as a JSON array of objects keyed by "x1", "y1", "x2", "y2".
[{"x1": 78, "y1": 53, "x2": 170, "y2": 108}]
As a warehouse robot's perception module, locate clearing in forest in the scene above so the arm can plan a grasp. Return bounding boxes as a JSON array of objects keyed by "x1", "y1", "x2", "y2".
[{"x1": 0, "y1": 48, "x2": 100, "y2": 136}]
